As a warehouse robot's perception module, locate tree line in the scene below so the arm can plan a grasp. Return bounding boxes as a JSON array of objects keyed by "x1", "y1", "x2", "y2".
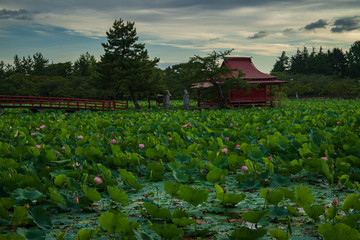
[
  {"x1": 271, "y1": 41, "x2": 360, "y2": 98},
  {"x1": 1, "y1": 18, "x2": 359, "y2": 106},
  {"x1": 0, "y1": 19, "x2": 165, "y2": 109}
]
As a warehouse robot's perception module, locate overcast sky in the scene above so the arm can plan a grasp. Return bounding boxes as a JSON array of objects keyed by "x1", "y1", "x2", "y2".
[{"x1": 1, "y1": 0, "x2": 359, "y2": 73}]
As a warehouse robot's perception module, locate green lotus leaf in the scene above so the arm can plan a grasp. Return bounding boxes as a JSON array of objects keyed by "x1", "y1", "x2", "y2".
[
  {"x1": 75, "y1": 229, "x2": 95, "y2": 240},
  {"x1": 83, "y1": 185, "x2": 101, "y2": 202},
  {"x1": 107, "y1": 186, "x2": 128, "y2": 206},
  {"x1": 143, "y1": 202, "x2": 171, "y2": 219},
  {"x1": 318, "y1": 223, "x2": 360, "y2": 240}
]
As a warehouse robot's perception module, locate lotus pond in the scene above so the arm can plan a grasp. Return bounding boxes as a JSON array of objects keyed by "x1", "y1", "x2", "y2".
[{"x1": 0, "y1": 99, "x2": 360, "y2": 240}]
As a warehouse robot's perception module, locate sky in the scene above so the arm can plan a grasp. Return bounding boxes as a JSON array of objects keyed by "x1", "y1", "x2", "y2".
[{"x1": 1, "y1": 0, "x2": 360, "y2": 73}]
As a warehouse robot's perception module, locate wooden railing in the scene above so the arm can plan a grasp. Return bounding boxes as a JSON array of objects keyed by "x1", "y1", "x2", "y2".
[
  {"x1": 0, "y1": 95, "x2": 128, "y2": 111},
  {"x1": 197, "y1": 96, "x2": 279, "y2": 108}
]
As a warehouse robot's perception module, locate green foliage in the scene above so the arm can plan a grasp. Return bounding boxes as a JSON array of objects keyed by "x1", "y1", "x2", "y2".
[
  {"x1": 99, "y1": 211, "x2": 139, "y2": 235},
  {"x1": 107, "y1": 186, "x2": 129, "y2": 206},
  {"x1": 178, "y1": 185, "x2": 208, "y2": 207},
  {"x1": 318, "y1": 223, "x2": 360, "y2": 240},
  {"x1": 28, "y1": 207, "x2": 51, "y2": 230},
  {"x1": 75, "y1": 229, "x2": 95, "y2": 240},
  {"x1": 269, "y1": 229, "x2": 290, "y2": 240},
  {"x1": 260, "y1": 188, "x2": 283, "y2": 206},
  {"x1": 83, "y1": 186, "x2": 101, "y2": 202},
  {"x1": 215, "y1": 184, "x2": 245, "y2": 206},
  {"x1": 303, "y1": 204, "x2": 325, "y2": 222},
  {"x1": 229, "y1": 227, "x2": 267, "y2": 240},
  {"x1": 119, "y1": 169, "x2": 142, "y2": 190},
  {"x1": 143, "y1": 202, "x2": 172, "y2": 219},
  {"x1": 294, "y1": 186, "x2": 314, "y2": 207},
  {"x1": 240, "y1": 210, "x2": 270, "y2": 224},
  {"x1": 150, "y1": 223, "x2": 184, "y2": 239},
  {"x1": 206, "y1": 167, "x2": 228, "y2": 183},
  {"x1": 163, "y1": 182, "x2": 180, "y2": 198}
]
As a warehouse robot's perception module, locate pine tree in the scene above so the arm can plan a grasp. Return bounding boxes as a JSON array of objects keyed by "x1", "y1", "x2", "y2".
[
  {"x1": 99, "y1": 19, "x2": 160, "y2": 109},
  {"x1": 271, "y1": 51, "x2": 289, "y2": 74}
]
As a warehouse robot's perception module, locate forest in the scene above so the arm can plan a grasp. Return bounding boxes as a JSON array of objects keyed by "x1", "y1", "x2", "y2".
[{"x1": 0, "y1": 19, "x2": 359, "y2": 101}]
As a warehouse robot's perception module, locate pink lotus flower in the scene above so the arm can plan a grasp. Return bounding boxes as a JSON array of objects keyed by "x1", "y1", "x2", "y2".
[
  {"x1": 321, "y1": 157, "x2": 328, "y2": 162},
  {"x1": 332, "y1": 199, "x2": 339, "y2": 207},
  {"x1": 77, "y1": 135, "x2": 83, "y2": 139},
  {"x1": 62, "y1": 146, "x2": 66, "y2": 150},
  {"x1": 225, "y1": 137, "x2": 229, "y2": 141},
  {"x1": 268, "y1": 156, "x2": 273, "y2": 160},
  {"x1": 241, "y1": 166, "x2": 248, "y2": 171},
  {"x1": 236, "y1": 144, "x2": 241, "y2": 149},
  {"x1": 182, "y1": 125, "x2": 187, "y2": 128},
  {"x1": 230, "y1": 123, "x2": 233, "y2": 127},
  {"x1": 35, "y1": 145, "x2": 41, "y2": 149},
  {"x1": 139, "y1": 143, "x2": 145, "y2": 149},
  {"x1": 31, "y1": 132, "x2": 36, "y2": 136},
  {"x1": 73, "y1": 162, "x2": 80, "y2": 167},
  {"x1": 36, "y1": 128, "x2": 40, "y2": 130},
  {"x1": 337, "y1": 122, "x2": 340, "y2": 125},
  {"x1": 96, "y1": 135, "x2": 99, "y2": 138},
  {"x1": 169, "y1": 137, "x2": 172, "y2": 141},
  {"x1": 74, "y1": 196, "x2": 79, "y2": 204},
  {"x1": 56, "y1": 151, "x2": 60, "y2": 156},
  {"x1": 94, "y1": 177, "x2": 103, "y2": 184},
  {"x1": 110, "y1": 139, "x2": 116, "y2": 144},
  {"x1": 187, "y1": 122, "x2": 193, "y2": 127},
  {"x1": 40, "y1": 125, "x2": 45, "y2": 129},
  {"x1": 256, "y1": 127, "x2": 259, "y2": 130},
  {"x1": 222, "y1": 148, "x2": 228, "y2": 153}
]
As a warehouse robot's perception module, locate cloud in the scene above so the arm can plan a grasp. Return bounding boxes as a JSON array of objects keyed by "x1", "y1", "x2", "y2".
[
  {"x1": 248, "y1": 31, "x2": 268, "y2": 39},
  {"x1": 304, "y1": 19, "x2": 328, "y2": 30},
  {"x1": 331, "y1": 16, "x2": 360, "y2": 33},
  {"x1": 0, "y1": 9, "x2": 34, "y2": 20}
]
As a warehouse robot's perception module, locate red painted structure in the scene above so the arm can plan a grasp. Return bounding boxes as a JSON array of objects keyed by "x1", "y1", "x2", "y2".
[
  {"x1": 192, "y1": 57, "x2": 287, "y2": 108},
  {"x1": 0, "y1": 95, "x2": 128, "y2": 112}
]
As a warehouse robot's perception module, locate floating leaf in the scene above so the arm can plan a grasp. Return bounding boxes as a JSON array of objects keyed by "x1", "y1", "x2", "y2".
[
  {"x1": 16, "y1": 227, "x2": 45, "y2": 240},
  {"x1": 11, "y1": 189, "x2": 43, "y2": 201},
  {"x1": 29, "y1": 207, "x2": 51, "y2": 230}
]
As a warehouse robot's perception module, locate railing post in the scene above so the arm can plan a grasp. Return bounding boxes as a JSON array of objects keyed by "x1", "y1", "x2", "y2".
[{"x1": 113, "y1": 99, "x2": 116, "y2": 110}]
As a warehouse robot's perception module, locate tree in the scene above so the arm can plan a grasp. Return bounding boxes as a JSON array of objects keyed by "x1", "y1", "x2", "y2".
[
  {"x1": 163, "y1": 61, "x2": 203, "y2": 98},
  {"x1": 32, "y1": 52, "x2": 49, "y2": 76},
  {"x1": 73, "y1": 52, "x2": 97, "y2": 77},
  {"x1": 346, "y1": 41, "x2": 360, "y2": 78},
  {"x1": 189, "y1": 50, "x2": 246, "y2": 108},
  {"x1": 271, "y1": 51, "x2": 289, "y2": 74},
  {"x1": 99, "y1": 19, "x2": 160, "y2": 109}
]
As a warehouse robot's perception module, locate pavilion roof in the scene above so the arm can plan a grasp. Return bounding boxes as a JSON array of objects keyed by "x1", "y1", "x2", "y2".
[{"x1": 223, "y1": 57, "x2": 277, "y2": 80}]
